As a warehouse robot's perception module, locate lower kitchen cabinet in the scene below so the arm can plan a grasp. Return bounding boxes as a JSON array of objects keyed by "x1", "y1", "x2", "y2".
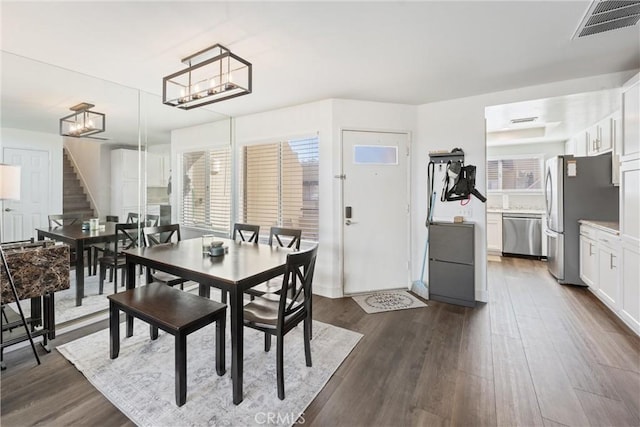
[
  {"x1": 487, "y1": 212, "x2": 502, "y2": 254},
  {"x1": 620, "y1": 240, "x2": 640, "y2": 334},
  {"x1": 580, "y1": 222, "x2": 639, "y2": 335},
  {"x1": 579, "y1": 232, "x2": 597, "y2": 289},
  {"x1": 597, "y1": 235, "x2": 619, "y2": 310}
]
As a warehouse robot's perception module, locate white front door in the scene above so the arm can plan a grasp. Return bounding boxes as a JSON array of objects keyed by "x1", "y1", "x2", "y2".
[
  {"x1": 342, "y1": 130, "x2": 410, "y2": 294},
  {"x1": 2, "y1": 148, "x2": 49, "y2": 242}
]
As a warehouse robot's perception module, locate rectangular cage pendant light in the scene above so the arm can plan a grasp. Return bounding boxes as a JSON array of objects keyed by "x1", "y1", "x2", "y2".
[
  {"x1": 59, "y1": 102, "x2": 106, "y2": 138},
  {"x1": 163, "y1": 44, "x2": 252, "y2": 110}
]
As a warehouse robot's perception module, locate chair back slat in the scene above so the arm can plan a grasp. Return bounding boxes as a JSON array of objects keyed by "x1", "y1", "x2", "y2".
[
  {"x1": 48, "y1": 213, "x2": 83, "y2": 227},
  {"x1": 269, "y1": 227, "x2": 301, "y2": 250},
  {"x1": 126, "y1": 212, "x2": 160, "y2": 227},
  {"x1": 107, "y1": 223, "x2": 143, "y2": 256},
  {"x1": 233, "y1": 223, "x2": 260, "y2": 243},
  {"x1": 142, "y1": 224, "x2": 181, "y2": 247},
  {"x1": 278, "y1": 245, "x2": 318, "y2": 326}
]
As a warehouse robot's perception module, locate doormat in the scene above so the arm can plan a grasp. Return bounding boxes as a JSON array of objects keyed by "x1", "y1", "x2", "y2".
[{"x1": 352, "y1": 290, "x2": 427, "y2": 314}]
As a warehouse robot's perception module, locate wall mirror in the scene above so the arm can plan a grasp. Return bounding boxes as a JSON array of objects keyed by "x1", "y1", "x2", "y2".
[{"x1": 1, "y1": 51, "x2": 230, "y2": 241}]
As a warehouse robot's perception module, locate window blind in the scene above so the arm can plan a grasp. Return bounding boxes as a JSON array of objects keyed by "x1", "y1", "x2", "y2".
[
  {"x1": 487, "y1": 156, "x2": 543, "y2": 191},
  {"x1": 239, "y1": 136, "x2": 319, "y2": 242},
  {"x1": 181, "y1": 147, "x2": 231, "y2": 233}
]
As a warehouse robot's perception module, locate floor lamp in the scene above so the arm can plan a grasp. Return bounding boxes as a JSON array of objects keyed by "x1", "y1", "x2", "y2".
[{"x1": 0, "y1": 163, "x2": 41, "y2": 368}]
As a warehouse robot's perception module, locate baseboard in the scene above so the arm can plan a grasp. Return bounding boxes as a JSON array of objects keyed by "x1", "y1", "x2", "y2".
[
  {"x1": 475, "y1": 289, "x2": 488, "y2": 303},
  {"x1": 314, "y1": 283, "x2": 343, "y2": 299}
]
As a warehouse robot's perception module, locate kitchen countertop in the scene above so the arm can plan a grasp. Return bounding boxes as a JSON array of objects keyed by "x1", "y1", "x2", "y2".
[{"x1": 579, "y1": 220, "x2": 620, "y2": 235}]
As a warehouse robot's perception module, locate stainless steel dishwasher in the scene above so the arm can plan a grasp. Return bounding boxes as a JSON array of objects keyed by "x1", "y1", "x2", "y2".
[{"x1": 502, "y1": 213, "x2": 542, "y2": 257}]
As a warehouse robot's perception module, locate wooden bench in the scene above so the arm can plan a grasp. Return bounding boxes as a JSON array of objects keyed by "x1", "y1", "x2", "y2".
[{"x1": 108, "y1": 283, "x2": 226, "y2": 406}]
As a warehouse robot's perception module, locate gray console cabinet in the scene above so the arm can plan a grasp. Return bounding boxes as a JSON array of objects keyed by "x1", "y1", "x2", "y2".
[{"x1": 428, "y1": 222, "x2": 475, "y2": 307}]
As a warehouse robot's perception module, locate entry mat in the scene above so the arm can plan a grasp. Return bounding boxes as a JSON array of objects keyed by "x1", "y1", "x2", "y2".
[{"x1": 352, "y1": 290, "x2": 427, "y2": 314}]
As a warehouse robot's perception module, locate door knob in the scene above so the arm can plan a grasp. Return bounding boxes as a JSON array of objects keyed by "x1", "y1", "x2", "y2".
[{"x1": 4, "y1": 208, "x2": 13, "y2": 212}]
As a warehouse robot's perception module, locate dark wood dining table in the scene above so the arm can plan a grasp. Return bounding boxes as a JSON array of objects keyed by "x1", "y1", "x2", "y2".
[
  {"x1": 122, "y1": 237, "x2": 291, "y2": 405},
  {"x1": 36, "y1": 223, "x2": 117, "y2": 306}
]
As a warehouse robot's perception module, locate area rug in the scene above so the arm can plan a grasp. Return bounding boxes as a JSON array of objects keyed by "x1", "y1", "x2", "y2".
[
  {"x1": 57, "y1": 320, "x2": 362, "y2": 426},
  {"x1": 352, "y1": 290, "x2": 427, "y2": 314}
]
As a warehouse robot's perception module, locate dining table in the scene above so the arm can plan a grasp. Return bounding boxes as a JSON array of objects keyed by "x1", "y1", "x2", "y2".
[
  {"x1": 36, "y1": 223, "x2": 117, "y2": 306},
  {"x1": 121, "y1": 237, "x2": 291, "y2": 405}
]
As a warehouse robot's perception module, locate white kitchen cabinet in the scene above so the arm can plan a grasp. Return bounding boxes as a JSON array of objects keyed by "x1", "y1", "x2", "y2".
[
  {"x1": 146, "y1": 153, "x2": 170, "y2": 187},
  {"x1": 611, "y1": 110, "x2": 622, "y2": 186},
  {"x1": 487, "y1": 212, "x2": 502, "y2": 254},
  {"x1": 620, "y1": 240, "x2": 640, "y2": 334},
  {"x1": 147, "y1": 153, "x2": 164, "y2": 187},
  {"x1": 579, "y1": 226, "x2": 597, "y2": 289},
  {"x1": 111, "y1": 149, "x2": 140, "y2": 222},
  {"x1": 596, "y1": 231, "x2": 619, "y2": 310},
  {"x1": 621, "y1": 160, "x2": 640, "y2": 244},
  {"x1": 587, "y1": 118, "x2": 613, "y2": 156},
  {"x1": 622, "y1": 73, "x2": 639, "y2": 161}
]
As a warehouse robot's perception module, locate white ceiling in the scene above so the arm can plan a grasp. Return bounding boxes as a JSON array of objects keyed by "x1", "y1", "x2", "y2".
[{"x1": 1, "y1": 1, "x2": 639, "y2": 144}]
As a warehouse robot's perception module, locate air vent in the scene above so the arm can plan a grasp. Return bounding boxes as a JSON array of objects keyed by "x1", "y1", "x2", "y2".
[{"x1": 572, "y1": 0, "x2": 640, "y2": 39}]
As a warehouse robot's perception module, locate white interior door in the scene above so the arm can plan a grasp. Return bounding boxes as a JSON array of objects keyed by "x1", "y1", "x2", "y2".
[
  {"x1": 342, "y1": 130, "x2": 409, "y2": 294},
  {"x1": 2, "y1": 148, "x2": 49, "y2": 242}
]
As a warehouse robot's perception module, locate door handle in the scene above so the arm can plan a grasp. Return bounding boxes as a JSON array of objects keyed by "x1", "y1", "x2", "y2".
[
  {"x1": 4, "y1": 208, "x2": 13, "y2": 212},
  {"x1": 345, "y1": 219, "x2": 358, "y2": 226}
]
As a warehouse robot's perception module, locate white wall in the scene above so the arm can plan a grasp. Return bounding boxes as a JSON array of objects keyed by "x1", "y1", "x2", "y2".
[
  {"x1": 63, "y1": 137, "x2": 111, "y2": 218},
  {"x1": 415, "y1": 70, "x2": 635, "y2": 302}
]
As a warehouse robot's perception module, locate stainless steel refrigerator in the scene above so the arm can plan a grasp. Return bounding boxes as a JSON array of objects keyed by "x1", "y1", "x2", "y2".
[{"x1": 544, "y1": 153, "x2": 619, "y2": 285}]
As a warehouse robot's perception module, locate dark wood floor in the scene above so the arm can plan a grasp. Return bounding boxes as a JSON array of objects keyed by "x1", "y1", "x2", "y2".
[{"x1": 2, "y1": 257, "x2": 639, "y2": 426}]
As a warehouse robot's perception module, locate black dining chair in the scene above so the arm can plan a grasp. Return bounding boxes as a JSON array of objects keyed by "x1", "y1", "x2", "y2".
[
  {"x1": 48, "y1": 213, "x2": 93, "y2": 274},
  {"x1": 126, "y1": 212, "x2": 160, "y2": 227},
  {"x1": 141, "y1": 224, "x2": 188, "y2": 290},
  {"x1": 232, "y1": 223, "x2": 260, "y2": 243},
  {"x1": 243, "y1": 245, "x2": 318, "y2": 400},
  {"x1": 246, "y1": 227, "x2": 302, "y2": 298},
  {"x1": 90, "y1": 215, "x2": 119, "y2": 275},
  {"x1": 98, "y1": 223, "x2": 143, "y2": 294}
]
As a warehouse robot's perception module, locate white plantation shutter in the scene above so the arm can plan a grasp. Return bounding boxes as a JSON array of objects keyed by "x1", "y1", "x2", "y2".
[
  {"x1": 181, "y1": 147, "x2": 231, "y2": 233},
  {"x1": 487, "y1": 156, "x2": 543, "y2": 191},
  {"x1": 239, "y1": 136, "x2": 319, "y2": 242}
]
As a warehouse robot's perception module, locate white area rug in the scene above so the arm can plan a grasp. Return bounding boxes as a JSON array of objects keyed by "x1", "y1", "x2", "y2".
[
  {"x1": 352, "y1": 290, "x2": 427, "y2": 314},
  {"x1": 57, "y1": 320, "x2": 362, "y2": 426}
]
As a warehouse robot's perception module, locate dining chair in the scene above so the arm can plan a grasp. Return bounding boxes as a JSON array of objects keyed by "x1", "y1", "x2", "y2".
[
  {"x1": 243, "y1": 245, "x2": 318, "y2": 400},
  {"x1": 126, "y1": 212, "x2": 160, "y2": 227},
  {"x1": 141, "y1": 224, "x2": 188, "y2": 290},
  {"x1": 90, "y1": 215, "x2": 119, "y2": 276},
  {"x1": 48, "y1": 213, "x2": 93, "y2": 275},
  {"x1": 232, "y1": 223, "x2": 260, "y2": 243},
  {"x1": 98, "y1": 223, "x2": 142, "y2": 294},
  {"x1": 246, "y1": 227, "x2": 302, "y2": 298}
]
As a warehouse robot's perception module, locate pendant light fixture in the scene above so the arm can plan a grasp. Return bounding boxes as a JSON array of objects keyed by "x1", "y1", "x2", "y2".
[
  {"x1": 59, "y1": 102, "x2": 106, "y2": 138},
  {"x1": 163, "y1": 44, "x2": 252, "y2": 110}
]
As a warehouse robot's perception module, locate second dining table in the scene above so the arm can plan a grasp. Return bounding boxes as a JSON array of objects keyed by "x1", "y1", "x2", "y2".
[
  {"x1": 36, "y1": 222, "x2": 117, "y2": 306},
  {"x1": 122, "y1": 237, "x2": 291, "y2": 405}
]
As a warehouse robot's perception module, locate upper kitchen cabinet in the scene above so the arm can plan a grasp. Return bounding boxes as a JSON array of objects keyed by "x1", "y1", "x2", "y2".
[
  {"x1": 622, "y1": 73, "x2": 640, "y2": 162},
  {"x1": 586, "y1": 115, "x2": 614, "y2": 156},
  {"x1": 147, "y1": 152, "x2": 170, "y2": 187}
]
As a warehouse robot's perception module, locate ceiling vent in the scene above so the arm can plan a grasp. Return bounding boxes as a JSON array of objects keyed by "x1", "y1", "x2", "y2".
[{"x1": 572, "y1": 0, "x2": 640, "y2": 39}]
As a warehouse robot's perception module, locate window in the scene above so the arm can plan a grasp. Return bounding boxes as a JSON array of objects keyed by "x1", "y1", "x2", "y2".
[
  {"x1": 487, "y1": 155, "x2": 543, "y2": 192},
  {"x1": 238, "y1": 136, "x2": 319, "y2": 241},
  {"x1": 181, "y1": 147, "x2": 231, "y2": 233}
]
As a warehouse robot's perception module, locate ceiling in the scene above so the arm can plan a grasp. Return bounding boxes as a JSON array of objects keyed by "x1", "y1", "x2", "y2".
[{"x1": 1, "y1": 1, "x2": 639, "y2": 143}]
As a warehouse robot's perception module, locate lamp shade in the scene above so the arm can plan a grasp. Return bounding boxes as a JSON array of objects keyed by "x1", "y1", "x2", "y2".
[{"x1": 0, "y1": 164, "x2": 21, "y2": 200}]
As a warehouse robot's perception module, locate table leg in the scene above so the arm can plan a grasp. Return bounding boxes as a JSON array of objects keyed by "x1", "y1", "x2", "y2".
[
  {"x1": 109, "y1": 302, "x2": 120, "y2": 359},
  {"x1": 47, "y1": 292, "x2": 56, "y2": 340},
  {"x1": 216, "y1": 313, "x2": 226, "y2": 376},
  {"x1": 231, "y1": 288, "x2": 244, "y2": 404},
  {"x1": 176, "y1": 333, "x2": 187, "y2": 406},
  {"x1": 125, "y1": 258, "x2": 136, "y2": 337},
  {"x1": 75, "y1": 240, "x2": 85, "y2": 306}
]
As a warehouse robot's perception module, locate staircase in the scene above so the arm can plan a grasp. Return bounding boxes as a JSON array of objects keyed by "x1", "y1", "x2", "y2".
[{"x1": 63, "y1": 149, "x2": 95, "y2": 219}]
